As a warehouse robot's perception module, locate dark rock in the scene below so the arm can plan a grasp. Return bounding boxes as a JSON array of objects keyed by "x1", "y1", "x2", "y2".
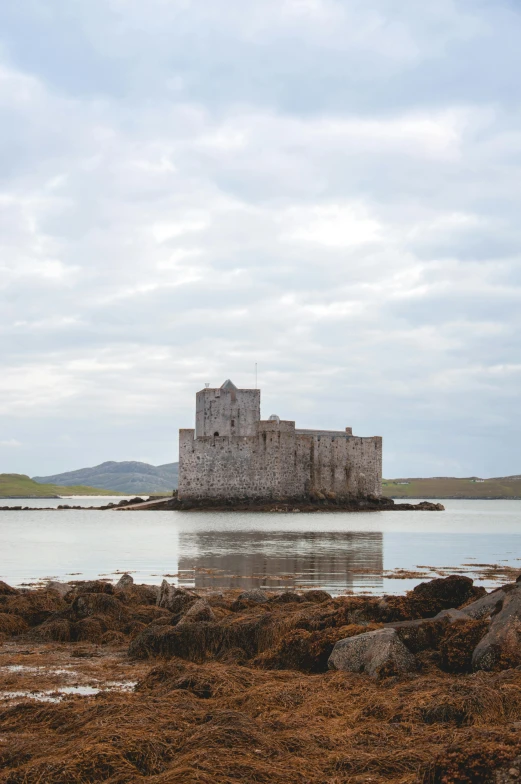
[
  {"x1": 270, "y1": 591, "x2": 304, "y2": 604},
  {"x1": 328, "y1": 628, "x2": 417, "y2": 678},
  {"x1": 71, "y1": 580, "x2": 115, "y2": 596},
  {"x1": 472, "y1": 584, "x2": 521, "y2": 671},
  {"x1": 386, "y1": 609, "x2": 469, "y2": 653},
  {"x1": 408, "y1": 575, "x2": 484, "y2": 618},
  {"x1": 237, "y1": 589, "x2": 269, "y2": 603},
  {"x1": 302, "y1": 590, "x2": 332, "y2": 603}
]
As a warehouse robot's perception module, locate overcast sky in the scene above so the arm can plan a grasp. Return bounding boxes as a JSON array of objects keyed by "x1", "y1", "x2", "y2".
[{"x1": 1, "y1": 0, "x2": 520, "y2": 479}]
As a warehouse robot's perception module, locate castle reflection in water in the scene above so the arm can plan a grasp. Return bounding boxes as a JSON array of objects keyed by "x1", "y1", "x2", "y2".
[{"x1": 177, "y1": 530, "x2": 383, "y2": 594}]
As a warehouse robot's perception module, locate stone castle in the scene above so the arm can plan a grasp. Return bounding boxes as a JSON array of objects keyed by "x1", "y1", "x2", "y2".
[{"x1": 178, "y1": 380, "x2": 382, "y2": 502}]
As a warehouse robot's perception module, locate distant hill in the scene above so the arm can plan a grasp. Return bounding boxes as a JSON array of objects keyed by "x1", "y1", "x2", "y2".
[
  {"x1": 382, "y1": 476, "x2": 521, "y2": 499},
  {"x1": 0, "y1": 474, "x2": 119, "y2": 498},
  {"x1": 33, "y1": 461, "x2": 178, "y2": 495}
]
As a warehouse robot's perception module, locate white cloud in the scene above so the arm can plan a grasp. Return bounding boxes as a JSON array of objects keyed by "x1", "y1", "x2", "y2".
[
  {"x1": 0, "y1": 439, "x2": 21, "y2": 448},
  {"x1": 283, "y1": 203, "x2": 382, "y2": 248},
  {"x1": 0, "y1": 1, "x2": 520, "y2": 477}
]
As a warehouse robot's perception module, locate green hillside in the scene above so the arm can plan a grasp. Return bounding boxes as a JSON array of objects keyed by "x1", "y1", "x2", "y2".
[
  {"x1": 383, "y1": 476, "x2": 521, "y2": 499},
  {"x1": 0, "y1": 474, "x2": 123, "y2": 498}
]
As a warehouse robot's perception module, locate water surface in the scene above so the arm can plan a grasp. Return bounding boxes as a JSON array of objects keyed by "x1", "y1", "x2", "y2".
[{"x1": 0, "y1": 499, "x2": 519, "y2": 594}]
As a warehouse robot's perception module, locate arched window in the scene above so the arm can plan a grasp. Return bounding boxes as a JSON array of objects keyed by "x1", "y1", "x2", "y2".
[{"x1": 214, "y1": 431, "x2": 219, "y2": 437}]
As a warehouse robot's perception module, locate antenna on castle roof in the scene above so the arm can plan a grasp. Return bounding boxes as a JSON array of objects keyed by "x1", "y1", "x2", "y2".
[{"x1": 255, "y1": 362, "x2": 257, "y2": 390}]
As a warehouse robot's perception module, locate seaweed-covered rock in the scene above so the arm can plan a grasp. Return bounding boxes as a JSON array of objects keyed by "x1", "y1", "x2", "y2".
[
  {"x1": 0, "y1": 590, "x2": 67, "y2": 626},
  {"x1": 237, "y1": 589, "x2": 269, "y2": 604},
  {"x1": 0, "y1": 612, "x2": 28, "y2": 637},
  {"x1": 73, "y1": 617, "x2": 107, "y2": 643},
  {"x1": 101, "y1": 630, "x2": 126, "y2": 645},
  {"x1": 328, "y1": 628, "x2": 417, "y2": 678},
  {"x1": 0, "y1": 581, "x2": 18, "y2": 596},
  {"x1": 177, "y1": 600, "x2": 216, "y2": 625},
  {"x1": 118, "y1": 582, "x2": 158, "y2": 606},
  {"x1": 72, "y1": 592, "x2": 129, "y2": 621},
  {"x1": 302, "y1": 590, "x2": 332, "y2": 604},
  {"x1": 472, "y1": 585, "x2": 521, "y2": 671},
  {"x1": 129, "y1": 612, "x2": 279, "y2": 662},
  {"x1": 270, "y1": 591, "x2": 304, "y2": 605},
  {"x1": 408, "y1": 575, "x2": 484, "y2": 618},
  {"x1": 439, "y1": 618, "x2": 490, "y2": 673},
  {"x1": 71, "y1": 580, "x2": 115, "y2": 596},
  {"x1": 32, "y1": 618, "x2": 72, "y2": 642},
  {"x1": 255, "y1": 624, "x2": 380, "y2": 673},
  {"x1": 387, "y1": 609, "x2": 469, "y2": 653}
]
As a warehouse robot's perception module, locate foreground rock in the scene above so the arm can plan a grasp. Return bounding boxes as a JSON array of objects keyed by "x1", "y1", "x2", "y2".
[
  {"x1": 407, "y1": 574, "x2": 485, "y2": 618},
  {"x1": 1, "y1": 573, "x2": 520, "y2": 679},
  {"x1": 472, "y1": 584, "x2": 521, "y2": 671},
  {"x1": 328, "y1": 628, "x2": 417, "y2": 678}
]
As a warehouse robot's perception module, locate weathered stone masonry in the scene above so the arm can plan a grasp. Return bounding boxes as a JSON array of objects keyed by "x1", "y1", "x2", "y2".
[{"x1": 178, "y1": 380, "x2": 382, "y2": 501}]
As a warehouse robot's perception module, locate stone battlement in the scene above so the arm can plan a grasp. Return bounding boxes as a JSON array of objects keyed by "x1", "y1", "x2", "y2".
[{"x1": 178, "y1": 380, "x2": 382, "y2": 501}]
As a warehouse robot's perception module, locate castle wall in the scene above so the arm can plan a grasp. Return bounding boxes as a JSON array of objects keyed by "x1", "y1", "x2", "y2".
[
  {"x1": 178, "y1": 418, "x2": 382, "y2": 500},
  {"x1": 179, "y1": 420, "x2": 307, "y2": 500},
  {"x1": 301, "y1": 433, "x2": 382, "y2": 497}
]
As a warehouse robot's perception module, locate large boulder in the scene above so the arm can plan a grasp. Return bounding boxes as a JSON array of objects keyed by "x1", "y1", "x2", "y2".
[
  {"x1": 328, "y1": 628, "x2": 417, "y2": 678},
  {"x1": 461, "y1": 586, "x2": 508, "y2": 619},
  {"x1": 472, "y1": 584, "x2": 521, "y2": 671}
]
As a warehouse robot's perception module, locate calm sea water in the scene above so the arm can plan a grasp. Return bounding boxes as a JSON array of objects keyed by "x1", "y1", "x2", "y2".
[{"x1": 0, "y1": 498, "x2": 520, "y2": 595}]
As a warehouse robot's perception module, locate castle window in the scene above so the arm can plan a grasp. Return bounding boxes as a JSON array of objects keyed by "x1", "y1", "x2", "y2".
[
  {"x1": 214, "y1": 431, "x2": 219, "y2": 437},
  {"x1": 231, "y1": 419, "x2": 235, "y2": 427}
]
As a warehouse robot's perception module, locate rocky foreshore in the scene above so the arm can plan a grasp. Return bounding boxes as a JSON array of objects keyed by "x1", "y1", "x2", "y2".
[
  {"x1": 0, "y1": 495, "x2": 445, "y2": 512},
  {"x1": 2, "y1": 573, "x2": 521, "y2": 782}
]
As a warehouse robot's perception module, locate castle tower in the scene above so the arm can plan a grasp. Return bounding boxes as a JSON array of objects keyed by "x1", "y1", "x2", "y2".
[{"x1": 194, "y1": 379, "x2": 260, "y2": 438}]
